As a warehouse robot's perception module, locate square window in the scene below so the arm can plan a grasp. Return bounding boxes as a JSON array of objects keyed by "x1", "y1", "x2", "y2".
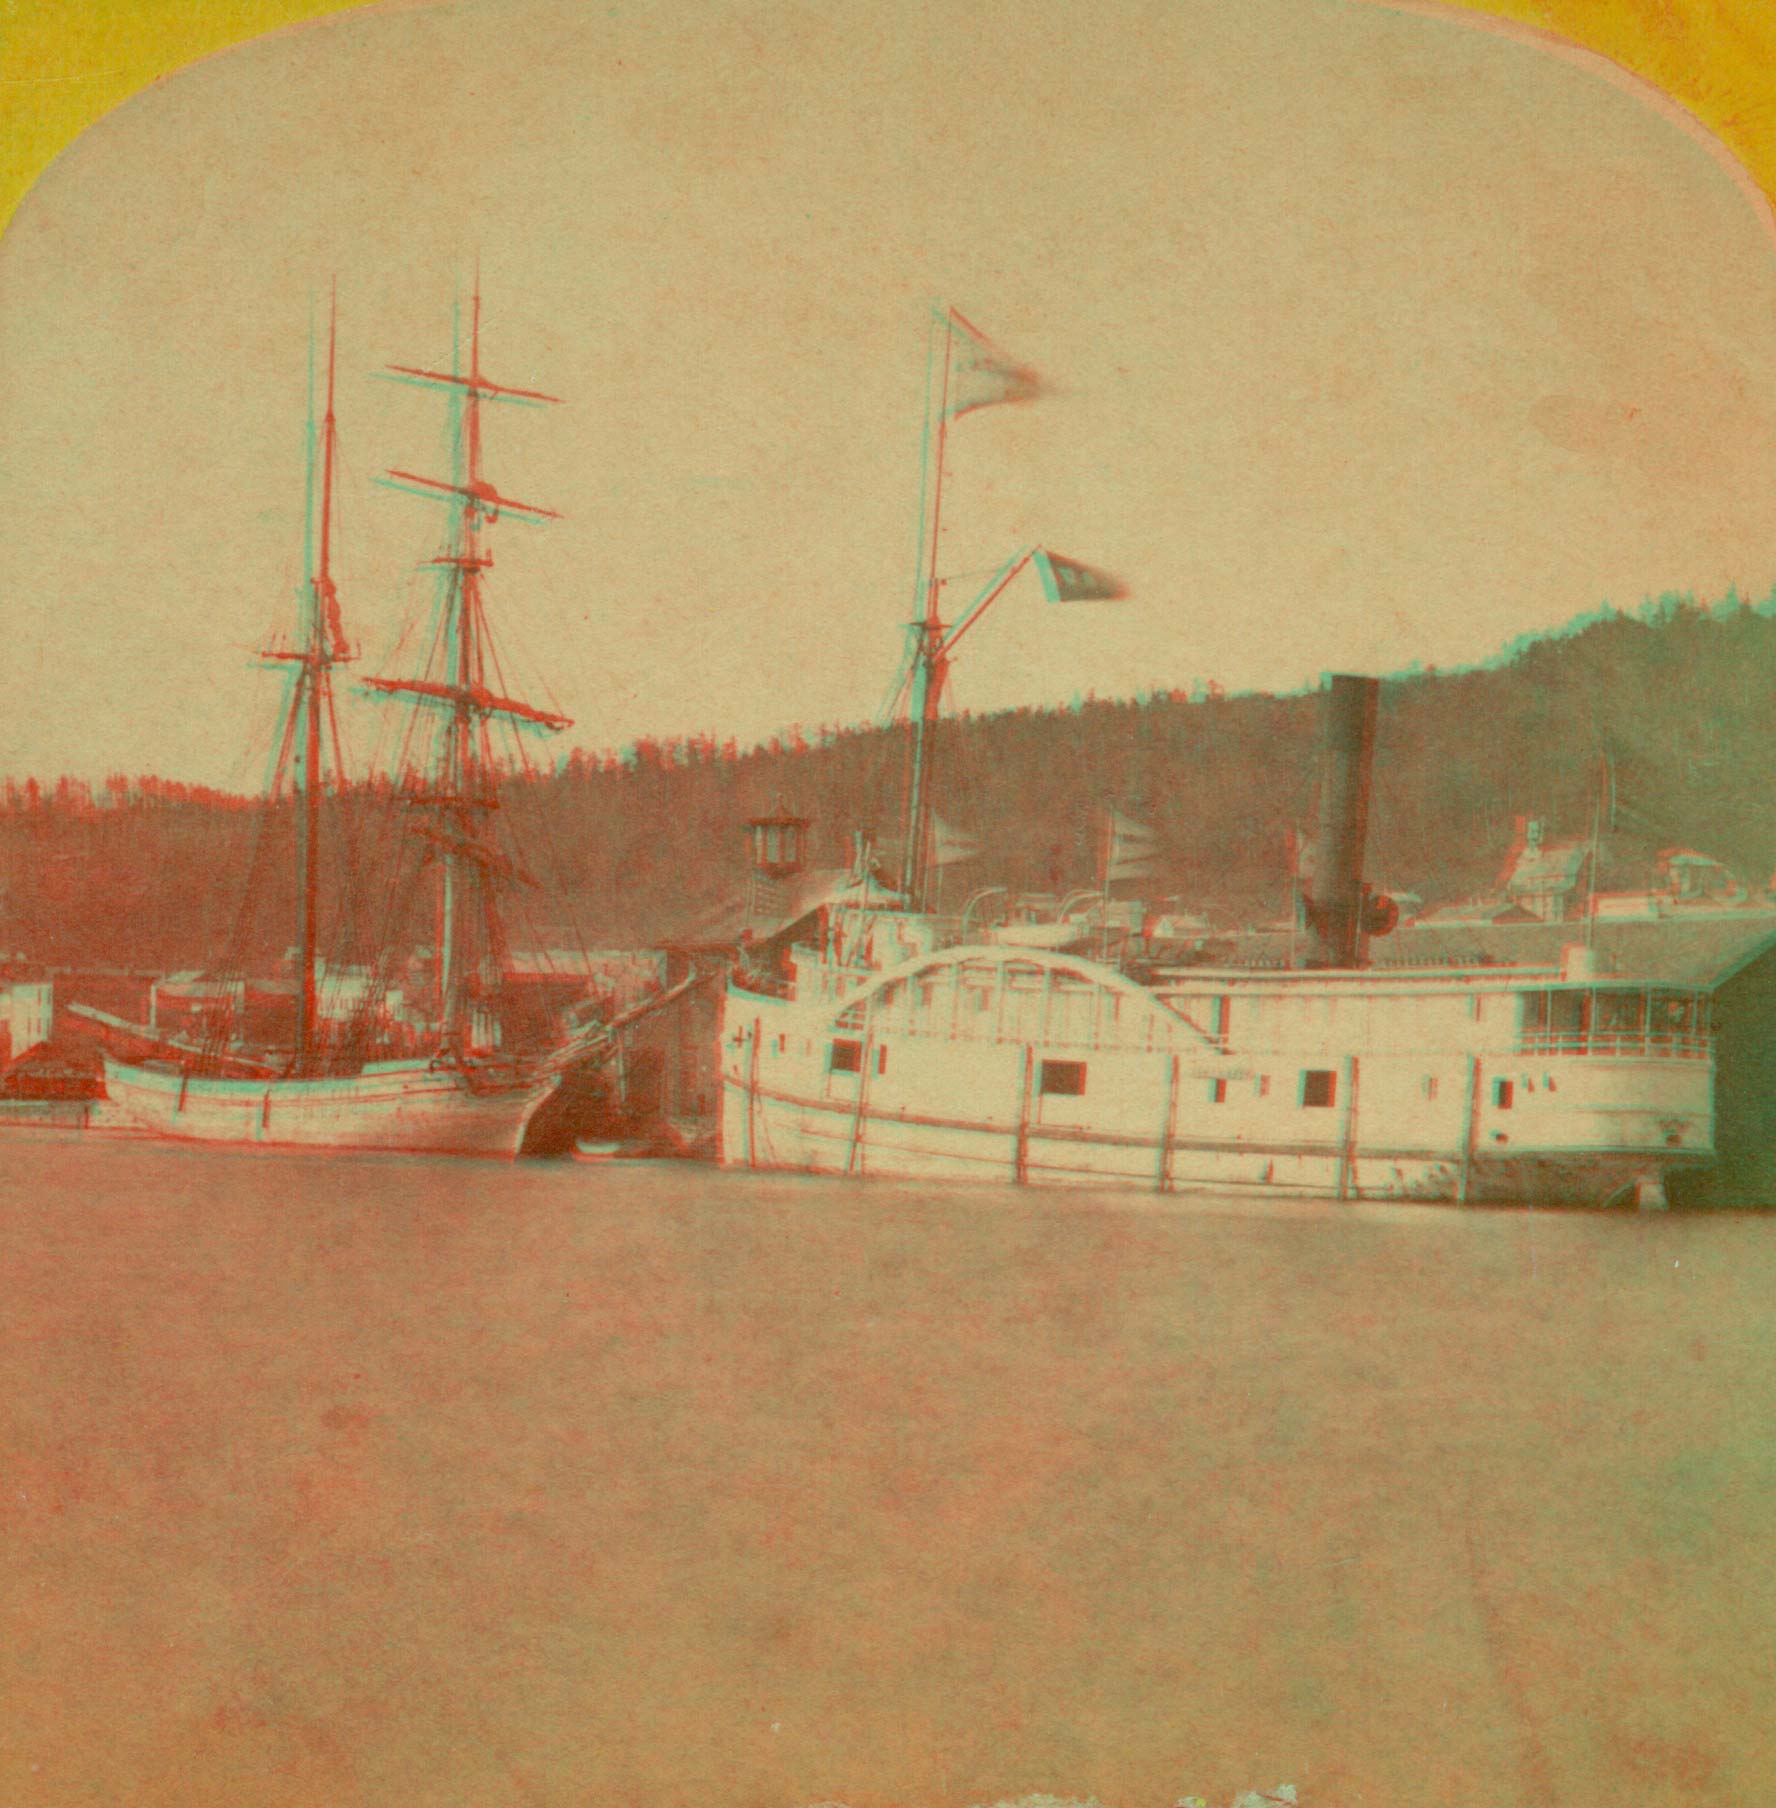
[
  {"x1": 1494, "y1": 1078, "x2": 1514, "y2": 1109},
  {"x1": 1039, "y1": 1059, "x2": 1087, "y2": 1097},
  {"x1": 1301, "y1": 1069, "x2": 1337, "y2": 1109},
  {"x1": 829, "y1": 1038, "x2": 863, "y2": 1074}
]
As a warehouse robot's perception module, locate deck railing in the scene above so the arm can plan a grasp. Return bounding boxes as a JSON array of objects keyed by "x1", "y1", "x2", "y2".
[{"x1": 1519, "y1": 1030, "x2": 1713, "y2": 1060}]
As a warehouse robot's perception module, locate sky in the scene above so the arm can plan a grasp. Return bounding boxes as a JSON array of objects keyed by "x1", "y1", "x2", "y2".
[{"x1": 4, "y1": 0, "x2": 1776, "y2": 788}]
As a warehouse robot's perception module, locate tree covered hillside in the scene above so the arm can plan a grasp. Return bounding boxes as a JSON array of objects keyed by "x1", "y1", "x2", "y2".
[{"x1": 5, "y1": 594, "x2": 1776, "y2": 973}]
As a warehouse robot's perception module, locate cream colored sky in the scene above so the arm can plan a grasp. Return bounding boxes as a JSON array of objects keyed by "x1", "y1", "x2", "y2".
[{"x1": 3, "y1": 0, "x2": 1775, "y2": 787}]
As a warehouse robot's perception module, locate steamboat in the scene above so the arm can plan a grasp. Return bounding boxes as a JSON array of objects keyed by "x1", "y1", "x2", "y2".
[{"x1": 718, "y1": 311, "x2": 1776, "y2": 1207}]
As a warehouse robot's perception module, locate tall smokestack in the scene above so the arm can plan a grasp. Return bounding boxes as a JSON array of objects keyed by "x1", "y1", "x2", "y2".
[{"x1": 1304, "y1": 673, "x2": 1379, "y2": 969}]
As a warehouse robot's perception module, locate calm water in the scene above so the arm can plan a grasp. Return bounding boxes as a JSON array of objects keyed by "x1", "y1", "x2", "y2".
[{"x1": 2, "y1": 1133, "x2": 1772, "y2": 1808}]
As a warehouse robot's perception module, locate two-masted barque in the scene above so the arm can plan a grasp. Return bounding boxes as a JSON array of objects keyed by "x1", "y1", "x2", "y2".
[{"x1": 101, "y1": 293, "x2": 603, "y2": 1156}]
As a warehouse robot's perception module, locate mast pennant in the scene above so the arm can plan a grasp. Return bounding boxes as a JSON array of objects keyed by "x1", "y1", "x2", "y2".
[
  {"x1": 1035, "y1": 550, "x2": 1126, "y2": 603},
  {"x1": 1104, "y1": 806, "x2": 1160, "y2": 885},
  {"x1": 929, "y1": 816, "x2": 980, "y2": 868},
  {"x1": 942, "y1": 308, "x2": 1041, "y2": 419}
]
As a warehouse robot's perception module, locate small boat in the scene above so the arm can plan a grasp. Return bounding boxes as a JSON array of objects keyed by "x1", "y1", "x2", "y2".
[
  {"x1": 569, "y1": 1137, "x2": 653, "y2": 1164},
  {"x1": 103, "y1": 290, "x2": 607, "y2": 1156}
]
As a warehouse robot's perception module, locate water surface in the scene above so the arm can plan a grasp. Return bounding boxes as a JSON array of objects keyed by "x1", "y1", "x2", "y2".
[{"x1": 3, "y1": 1134, "x2": 1771, "y2": 1806}]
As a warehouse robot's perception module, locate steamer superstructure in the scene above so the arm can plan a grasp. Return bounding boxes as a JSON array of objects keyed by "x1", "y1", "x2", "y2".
[{"x1": 720, "y1": 906, "x2": 1724, "y2": 1206}]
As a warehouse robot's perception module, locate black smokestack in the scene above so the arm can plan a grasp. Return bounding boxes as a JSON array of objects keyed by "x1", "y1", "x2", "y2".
[{"x1": 1305, "y1": 673, "x2": 1379, "y2": 969}]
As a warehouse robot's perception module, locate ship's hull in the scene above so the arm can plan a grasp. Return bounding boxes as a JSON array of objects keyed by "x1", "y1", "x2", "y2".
[
  {"x1": 101, "y1": 1056, "x2": 559, "y2": 1158},
  {"x1": 721, "y1": 1066, "x2": 1703, "y2": 1207},
  {"x1": 720, "y1": 944, "x2": 1716, "y2": 1209}
]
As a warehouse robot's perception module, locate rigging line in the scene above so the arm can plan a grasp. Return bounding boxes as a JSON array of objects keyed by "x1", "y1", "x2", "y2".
[
  {"x1": 482, "y1": 546, "x2": 572, "y2": 729},
  {"x1": 876, "y1": 637, "x2": 917, "y2": 728},
  {"x1": 339, "y1": 799, "x2": 406, "y2": 1052},
  {"x1": 351, "y1": 847, "x2": 408, "y2": 1052},
  {"x1": 217, "y1": 672, "x2": 307, "y2": 998},
  {"x1": 384, "y1": 565, "x2": 456, "y2": 798},
  {"x1": 471, "y1": 575, "x2": 586, "y2": 992}
]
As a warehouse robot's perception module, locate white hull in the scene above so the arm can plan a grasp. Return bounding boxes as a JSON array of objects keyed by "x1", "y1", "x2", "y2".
[
  {"x1": 722, "y1": 1067, "x2": 1703, "y2": 1207},
  {"x1": 101, "y1": 1056, "x2": 559, "y2": 1158},
  {"x1": 720, "y1": 941, "x2": 1717, "y2": 1208}
]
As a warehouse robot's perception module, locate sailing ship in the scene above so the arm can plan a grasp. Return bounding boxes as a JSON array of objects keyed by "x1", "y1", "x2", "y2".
[
  {"x1": 100, "y1": 292, "x2": 605, "y2": 1156},
  {"x1": 718, "y1": 310, "x2": 1774, "y2": 1207}
]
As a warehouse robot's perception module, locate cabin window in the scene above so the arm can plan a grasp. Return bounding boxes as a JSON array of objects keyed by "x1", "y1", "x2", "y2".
[
  {"x1": 1210, "y1": 1077, "x2": 1228, "y2": 1104},
  {"x1": 1549, "y1": 991, "x2": 1585, "y2": 1041},
  {"x1": 829, "y1": 1038, "x2": 863, "y2": 1074},
  {"x1": 1039, "y1": 1059, "x2": 1087, "y2": 1097},
  {"x1": 1593, "y1": 990, "x2": 1644, "y2": 1038},
  {"x1": 1494, "y1": 1078, "x2": 1514, "y2": 1109},
  {"x1": 1301, "y1": 1069, "x2": 1336, "y2": 1109},
  {"x1": 876, "y1": 1045, "x2": 888, "y2": 1076}
]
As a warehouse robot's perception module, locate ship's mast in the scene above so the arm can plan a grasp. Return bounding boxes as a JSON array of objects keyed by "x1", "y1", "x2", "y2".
[
  {"x1": 440, "y1": 295, "x2": 477, "y2": 1039},
  {"x1": 899, "y1": 315, "x2": 955, "y2": 913},
  {"x1": 301, "y1": 296, "x2": 342, "y2": 1065},
  {"x1": 369, "y1": 284, "x2": 570, "y2": 1056},
  {"x1": 893, "y1": 309, "x2": 1060, "y2": 914},
  {"x1": 267, "y1": 289, "x2": 349, "y2": 1075}
]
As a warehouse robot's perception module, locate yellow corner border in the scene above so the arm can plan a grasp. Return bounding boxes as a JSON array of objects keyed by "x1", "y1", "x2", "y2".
[{"x1": 0, "y1": 0, "x2": 371, "y2": 232}]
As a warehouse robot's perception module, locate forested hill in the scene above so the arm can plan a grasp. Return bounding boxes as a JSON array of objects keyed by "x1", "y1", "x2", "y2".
[{"x1": 6, "y1": 594, "x2": 1776, "y2": 973}]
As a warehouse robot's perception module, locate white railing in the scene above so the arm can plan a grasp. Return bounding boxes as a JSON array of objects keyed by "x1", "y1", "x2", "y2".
[{"x1": 1519, "y1": 1031, "x2": 1713, "y2": 1060}]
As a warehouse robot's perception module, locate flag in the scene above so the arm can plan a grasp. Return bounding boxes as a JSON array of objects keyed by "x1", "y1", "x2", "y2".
[
  {"x1": 1104, "y1": 806, "x2": 1160, "y2": 886},
  {"x1": 1034, "y1": 550, "x2": 1127, "y2": 604},
  {"x1": 943, "y1": 308, "x2": 1041, "y2": 419},
  {"x1": 930, "y1": 816, "x2": 979, "y2": 868}
]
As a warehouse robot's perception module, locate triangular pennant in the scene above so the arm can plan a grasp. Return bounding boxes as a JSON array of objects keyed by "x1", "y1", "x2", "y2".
[
  {"x1": 1034, "y1": 550, "x2": 1126, "y2": 603},
  {"x1": 943, "y1": 309, "x2": 1041, "y2": 419},
  {"x1": 929, "y1": 816, "x2": 980, "y2": 868}
]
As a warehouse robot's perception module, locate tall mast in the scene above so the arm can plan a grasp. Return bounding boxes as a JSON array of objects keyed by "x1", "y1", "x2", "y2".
[
  {"x1": 274, "y1": 288, "x2": 347, "y2": 1073},
  {"x1": 438, "y1": 294, "x2": 471, "y2": 1040},
  {"x1": 295, "y1": 290, "x2": 341, "y2": 1068},
  {"x1": 442, "y1": 282, "x2": 495, "y2": 1043},
  {"x1": 369, "y1": 283, "x2": 569, "y2": 1056},
  {"x1": 899, "y1": 315, "x2": 955, "y2": 912}
]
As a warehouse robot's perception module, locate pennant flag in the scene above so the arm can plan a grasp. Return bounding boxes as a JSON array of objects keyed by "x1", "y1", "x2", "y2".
[
  {"x1": 943, "y1": 309, "x2": 1041, "y2": 419},
  {"x1": 1034, "y1": 550, "x2": 1127, "y2": 604},
  {"x1": 1104, "y1": 806, "x2": 1160, "y2": 886},
  {"x1": 930, "y1": 816, "x2": 980, "y2": 868}
]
